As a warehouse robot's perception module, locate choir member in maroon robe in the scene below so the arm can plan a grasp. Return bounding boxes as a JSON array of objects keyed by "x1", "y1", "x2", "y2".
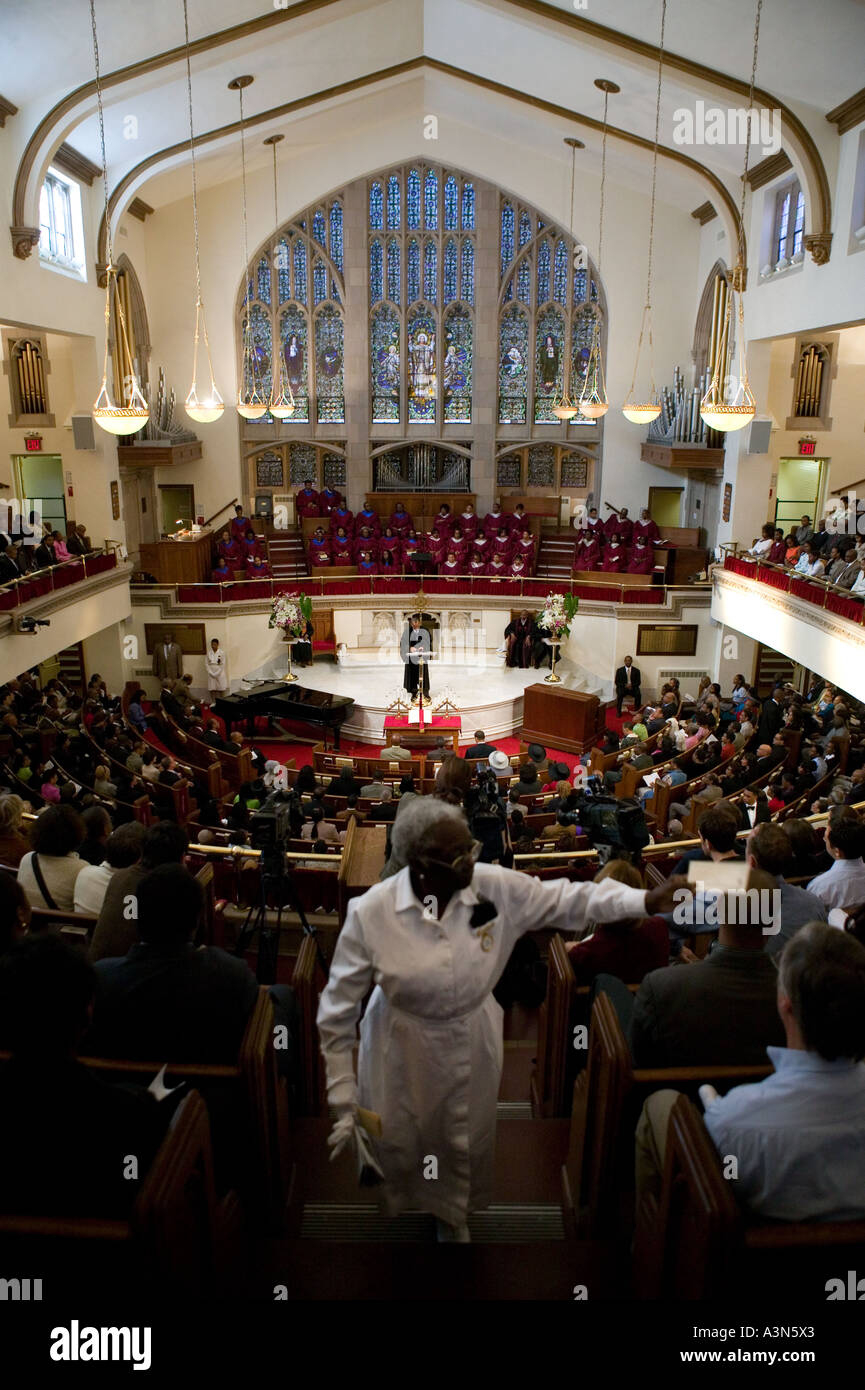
[
  {"x1": 400, "y1": 532, "x2": 421, "y2": 571},
  {"x1": 296, "y1": 485, "x2": 320, "y2": 517},
  {"x1": 242, "y1": 527, "x2": 263, "y2": 561},
  {"x1": 468, "y1": 555, "x2": 487, "y2": 578},
  {"x1": 353, "y1": 526, "x2": 379, "y2": 561},
  {"x1": 311, "y1": 548, "x2": 331, "y2": 568},
  {"x1": 471, "y1": 533, "x2": 491, "y2": 563},
  {"x1": 245, "y1": 553, "x2": 272, "y2": 579},
  {"x1": 604, "y1": 508, "x2": 632, "y2": 544},
  {"x1": 509, "y1": 556, "x2": 528, "y2": 580},
  {"x1": 308, "y1": 526, "x2": 329, "y2": 560},
  {"x1": 389, "y1": 502, "x2": 413, "y2": 534},
  {"x1": 319, "y1": 485, "x2": 342, "y2": 514},
  {"x1": 379, "y1": 527, "x2": 401, "y2": 563},
  {"x1": 627, "y1": 537, "x2": 656, "y2": 574},
  {"x1": 211, "y1": 559, "x2": 231, "y2": 583},
  {"x1": 230, "y1": 504, "x2": 251, "y2": 543},
  {"x1": 433, "y1": 503, "x2": 454, "y2": 537},
  {"x1": 458, "y1": 502, "x2": 479, "y2": 540},
  {"x1": 574, "y1": 536, "x2": 601, "y2": 572},
  {"x1": 357, "y1": 550, "x2": 378, "y2": 576},
  {"x1": 492, "y1": 526, "x2": 513, "y2": 561},
  {"x1": 449, "y1": 527, "x2": 469, "y2": 566},
  {"x1": 514, "y1": 532, "x2": 535, "y2": 567},
  {"x1": 482, "y1": 500, "x2": 505, "y2": 538},
  {"x1": 486, "y1": 554, "x2": 508, "y2": 580},
  {"x1": 330, "y1": 503, "x2": 354, "y2": 534},
  {"x1": 632, "y1": 508, "x2": 660, "y2": 546},
  {"x1": 507, "y1": 502, "x2": 531, "y2": 535},
  {"x1": 426, "y1": 527, "x2": 446, "y2": 564},
  {"x1": 355, "y1": 503, "x2": 381, "y2": 533},
  {"x1": 441, "y1": 552, "x2": 461, "y2": 579},
  {"x1": 585, "y1": 508, "x2": 605, "y2": 543},
  {"x1": 601, "y1": 537, "x2": 626, "y2": 572},
  {"x1": 331, "y1": 528, "x2": 354, "y2": 565},
  {"x1": 217, "y1": 528, "x2": 242, "y2": 566}
]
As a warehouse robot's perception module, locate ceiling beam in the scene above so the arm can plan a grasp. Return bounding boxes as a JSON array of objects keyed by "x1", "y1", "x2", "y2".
[{"x1": 826, "y1": 87, "x2": 865, "y2": 135}]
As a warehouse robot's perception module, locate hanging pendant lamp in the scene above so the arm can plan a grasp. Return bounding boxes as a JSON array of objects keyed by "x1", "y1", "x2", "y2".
[
  {"x1": 264, "y1": 134, "x2": 295, "y2": 420},
  {"x1": 622, "y1": 0, "x2": 665, "y2": 426},
  {"x1": 578, "y1": 80, "x2": 616, "y2": 421},
  {"x1": 230, "y1": 75, "x2": 267, "y2": 420},
  {"x1": 551, "y1": 138, "x2": 584, "y2": 421},
  {"x1": 89, "y1": 0, "x2": 149, "y2": 436},
  {"x1": 700, "y1": 0, "x2": 762, "y2": 433},
  {"x1": 181, "y1": 0, "x2": 223, "y2": 424}
]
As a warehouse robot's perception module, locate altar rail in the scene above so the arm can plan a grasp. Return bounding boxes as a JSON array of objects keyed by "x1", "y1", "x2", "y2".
[{"x1": 722, "y1": 555, "x2": 865, "y2": 625}]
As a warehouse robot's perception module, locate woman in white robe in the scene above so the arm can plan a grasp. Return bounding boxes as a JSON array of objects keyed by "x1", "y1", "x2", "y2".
[
  {"x1": 205, "y1": 638, "x2": 228, "y2": 693},
  {"x1": 317, "y1": 798, "x2": 681, "y2": 1240}
]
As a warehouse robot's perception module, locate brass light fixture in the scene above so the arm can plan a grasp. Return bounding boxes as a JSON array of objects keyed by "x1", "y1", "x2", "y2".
[
  {"x1": 231, "y1": 75, "x2": 267, "y2": 420},
  {"x1": 89, "y1": 0, "x2": 150, "y2": 436},
  {"x1": 700, "y1": 0, "x2": 762, "y2": 432},
  {"x1": 551, "y1": 137, "x2": 585, "y2": 421},
  {"x1": 181, "y1": 0, "x2": 223, "y2": 424},
  {"x1": 264, "y1": 134, "x2": 295, "y2": 420},
  {"x1": 578, "y1": 80, "x2": 617, "y2": 421},
  {"x1": 622, "y1": 0, "x2": 665, "y2": 426}
]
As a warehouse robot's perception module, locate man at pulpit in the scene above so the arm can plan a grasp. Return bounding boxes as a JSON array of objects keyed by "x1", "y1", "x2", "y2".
[{"x1": 401, "y1": 614, "x2": 430, "y2": 703}]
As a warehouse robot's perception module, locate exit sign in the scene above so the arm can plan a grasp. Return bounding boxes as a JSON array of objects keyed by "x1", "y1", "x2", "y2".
[
  {"x1": 798, "y1": 436, "x2": 816, "y2": 455},
  {"x1": 24, "y1": 434, "x2": 42, "y2": 451}
]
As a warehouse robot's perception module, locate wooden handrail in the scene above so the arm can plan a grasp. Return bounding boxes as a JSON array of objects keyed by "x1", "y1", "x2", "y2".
[{"x1": 202, "y1": 497, "x2": 239, "y2": 529}]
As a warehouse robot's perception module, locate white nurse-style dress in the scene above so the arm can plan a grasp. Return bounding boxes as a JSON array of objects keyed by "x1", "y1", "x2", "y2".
[{"x1": 317, "y1": 863, "x2": 647, "y2": 1227}]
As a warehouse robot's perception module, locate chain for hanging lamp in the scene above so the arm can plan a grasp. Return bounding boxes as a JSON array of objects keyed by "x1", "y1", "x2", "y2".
[
  {"x1": 622, "y1": 0, "x2": 666, "y2": 426},
  {"x1": 231, "y1": 76, "x2": 267, "y2": 420},
  {"x1": 578, "y1": 81, "x2": 616, "y2": 420},
  {"x1": 181, "y1": 0, "x2": 223, "y2": 424},
  {"x1": 89, "y1": 0, "x2": 150, "y2": 436},
  {"x1": 700, "y1": 0, "x2": 762, "y2": 433},
  {"x1": 552, "y1": 138, "x2": 583, "y2": 421},
  {"x1": 265, "y1": 135, "x2": 295, "y2": 420}
]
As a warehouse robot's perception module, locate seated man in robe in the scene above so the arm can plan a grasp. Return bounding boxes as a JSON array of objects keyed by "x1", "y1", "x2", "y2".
[
  {"x1": 602, "y1": 536, "x2": 626, "y2": 572},
  {"x1": 627, "y1": 536, "x2": 656, "y2": 574},
  {"x1": 507, "y1": 502, "x2": 531, "y2": 535},
  {"x1": 211, "y1": 558, "x2": 232, "y2": 583},
  {"x1": 505, "y1": 611, "x2": 534, "y2": 668},
  {"x1": 295, "y1": 485, "x2": 319, "y2": 517},
  {"x1": 355, "y1": 502, "x2": 381, "y2": 533},
  {"x1": 389, "y1": 502, "x2": 412, "y2": 534},
  {"x1": 574, "y1": 535, "x2": 601, "y2": 571},
  {"x1": 458, "y1": 501, "x2": 478, "y2": 540},
  {"x1": 329, "y1": 502, "x2": 354, "y2": 533},
  {"x1": 482, "y1": 500, "x2": 505, "y2": 538},
  {"x1": 319, "y1": 484, "x2": 342, "y2": 514},
  {"x1": 632, "y1": 508, "x2": 660, "y2": 546}
]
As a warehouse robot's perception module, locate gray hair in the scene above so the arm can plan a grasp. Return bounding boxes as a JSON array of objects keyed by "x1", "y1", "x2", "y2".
[
  {"x1": 380, "y1": 784, "x2": 393, "y2": 802},
  {"x1": 389, "y1": 796, "x2": 466, "y2": 865}
]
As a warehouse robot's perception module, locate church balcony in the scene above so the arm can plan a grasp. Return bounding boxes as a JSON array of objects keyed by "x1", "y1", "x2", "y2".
[
  {"x1": 712, "y1": 556, "x2": 865, "y2": 696},
  {"x1": 0, "y1": 552, "x2": 132, "y2": 681}
]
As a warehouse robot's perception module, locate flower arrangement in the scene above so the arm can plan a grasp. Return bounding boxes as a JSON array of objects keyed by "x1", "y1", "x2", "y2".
[
  {"x1": 537, "y1": 590, "x2": 579, "y2": 641},
  {"x1": 269, "y1": 589, "x2": 312, "y2": 638}
]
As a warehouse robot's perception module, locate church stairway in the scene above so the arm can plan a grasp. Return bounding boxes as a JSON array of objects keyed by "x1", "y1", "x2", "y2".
[{"x1": 536, "y1": 530, "x2": 576, "y2": 580}]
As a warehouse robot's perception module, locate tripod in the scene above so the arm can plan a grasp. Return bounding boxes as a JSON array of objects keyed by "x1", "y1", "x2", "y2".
[{"x1": 234, "y1": 851, "x2": 328, "y2": 984}]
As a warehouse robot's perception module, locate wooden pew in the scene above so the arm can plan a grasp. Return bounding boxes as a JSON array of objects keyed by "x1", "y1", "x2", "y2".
[
  {"x1": 561, "y1": 993, "x2": 772, "y2": 1241},
  {"x1": 291, "y1": 932, "x2": 328, "y2": 1116},
  {"x1": 0, "y1": 1091, "x2": 237, "y2": 1299},
  {"x1": 79, "y1": 987, "x2": 292, "y2": 1233},
  {"x1": 633, "y1": 1094, "x2": 865, "y2": 1301}
]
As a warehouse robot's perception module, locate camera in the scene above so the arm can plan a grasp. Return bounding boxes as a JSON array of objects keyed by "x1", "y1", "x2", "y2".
[
  {"x1": 558, "y1": 774, "x2": 649, "y2": 864},
  {"x1": 249, "y1": 787, "x2": 303, "y2": 873},
  {"x1": 16, "y1": 616, "x2": 50, "y2": 634}
]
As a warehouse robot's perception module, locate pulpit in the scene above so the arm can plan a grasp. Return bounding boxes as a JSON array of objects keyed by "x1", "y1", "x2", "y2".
[{"x1": 521, "y1": 684, "x2": 607, "y2": 755}]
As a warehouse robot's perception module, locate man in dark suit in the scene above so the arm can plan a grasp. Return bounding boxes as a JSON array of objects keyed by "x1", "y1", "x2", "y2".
[
  {"x1": 614, "y1": 656, "x2": 641, "y2": 715},
  {"x1": 367, "y1": 786, "x2": 397, "y2": 822},
  {"x1": 463, "y1": 730, "x2": 497, "y2": 760},
  {"x1": 756, "y1": 687, "x2": 784, "y2": 745},
  {"x1": 629, "y1": 867, "x2": 785, "y2": 1068}
]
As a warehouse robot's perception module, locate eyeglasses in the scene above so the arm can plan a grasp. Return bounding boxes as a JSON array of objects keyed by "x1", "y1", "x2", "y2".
[{"x1": 417, "y1": 839, "x2": 482, "y2": 877}]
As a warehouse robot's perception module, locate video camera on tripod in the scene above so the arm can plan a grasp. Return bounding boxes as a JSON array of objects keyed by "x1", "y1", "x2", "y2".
[
  {"x1": 249, "y1": 787, "x2": 303, "y2": 874},
  {"x1": 557, "y1": 773, "x2": 650, "y2": 864},
  {"x1": 239, "y1": 787, "x2": 326, "y2": 983}
]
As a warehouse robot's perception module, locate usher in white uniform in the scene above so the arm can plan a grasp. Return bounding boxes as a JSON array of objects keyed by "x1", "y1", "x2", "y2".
[
  {"x1": 205, "y1": 644, "x2": 228, "y2": 692},
  {"x1": 317, "y1": 863, "x2": 648, "y2": 1227}
]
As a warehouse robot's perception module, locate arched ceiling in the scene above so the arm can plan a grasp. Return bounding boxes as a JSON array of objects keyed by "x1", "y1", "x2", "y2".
[{"x1": 3, "y1": 0, "x2": 860, "y2": 265}]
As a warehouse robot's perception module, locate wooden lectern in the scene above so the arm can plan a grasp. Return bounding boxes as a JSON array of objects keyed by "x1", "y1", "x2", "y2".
[{"x1": 521, "y1": 684, "x2": 607, "y2": 755}]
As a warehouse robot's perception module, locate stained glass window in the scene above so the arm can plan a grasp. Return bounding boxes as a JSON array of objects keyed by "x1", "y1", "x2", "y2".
[
  {"x1": 386, "y1": 175, "x2": 400, "y2": 229},
  {"x1": 312, "y1": 209, "x2": 326, "y2": 247},
  {"x1": 275, "y1": 238, "x2": 290, "y2": 302},
  {"x1": 572, "y1": 307, "x2": 594, "y2": 402},
  {"x1": 590, "y1": 278, "x2": 598, "y2": 302},
  {"x1": 386, "y1": 238, "x2": 400, "y2": 304},
  {"x1": 461, "y1": 181, "x2": 475, "y2": 230},
  {"x1": 554, "y1": 240, "x2": 568, "y2": 304},
  {"x1": 443, "y1": 305, "x2": 472, "y2": 423},
  {"x1": 313, "y1": 257, "x2": 327, "y2": 305},
  {"x1": 407, "y1": 305, "x2": 437, "y2": 422},
  {"x1": 777, "y1": 191, "x2": 791, "y2": 262},
  {"x1": 423, "y1": 240, "x2": 437, "y2": 303},
  {"x1": 573, "y1": 267, "x2": 587, "y2": 304},
  {"x1": 243, "y1": 303, "x2": 272, "y2": 403},
  {"x1": 460, "y1": 240, "x2": 474, "y2": 305},
  {"x1": 444, "y1": 176, "x2": 458, "y2": 230},
  {"x1": 496, "y1": 454, "x2": 521, "y2": 487},
  {"x1": 315, "y1": 305, "x2": 344, "y2": 423},
  {"x1": 519, "y1": 210, "x2": 532, "y2": 247},
  {"x1": 407, "y1": 238, "x2": 421, "y2": 304},
  {"x1": 501, "y1": 201, "x2": 514, "y2": 278},
  {"x1": 561, "y1": 453, "x2": 588, "y2": 488},
  {"x1": 792, "y1": 189, "x2": 805, "y2": 257},
  {"x1": 369, "y1": 238, "x2": 383, "y2": 304},
  {"x1": 288, "y1": 443, "x2": 316, "y2": 485},
  {"x1": 498, "y1": 305, "x2": 529, "y2": 425},
  {"x1": 323, "y1": 451, "x2": 346, "y2": 489},
  {"x1": 503, "y1": 279, "x2": 513, "y2": 302},
  {"x1": 331, "y1": 280, "x2": 341, "y2": 304},
  {"x1": 534, "y1": 306, "x2": 564, "y2": 423},
  {"x1": 516, "y1": 257, "x2": 531, "y2": 303},
  {"x1": 527, "y1": 443, "x2": 555, "y2": 487},
  {"x1": 537, "y1": 240, "x2": 550, "y2": 305},
  {"x1": 280, "y1": 306, "x2": 309, "y2": 422},
  {"x1": 443, "y1": 238, "x2": 458, "y2": 303},
  {"x1": 407, "y1": 169, "x2": 421, "y2": 229},
  {"x1": 255, "y1": 450, "x2": 284, "y2": 488},
  {"x1": 369, "y1": 181, "x2": 383, "y2": 229},
  {"x1": 424, "y1": 170, "x2": 438, "y2": 228},
  {"x1": 371, "y1": 304, "x2": 400, "y2": 422},
  {"x1": 241, "y1": 270, "x2": 254, "y2": 307},
  {"x1": 257, "y1": 254, "x2": 271, "y2": 305},
  {"x1": 329, "y1": 201, "x2": 343, "y2": 272},
  {"x1": 293, "y1": 238, "x2": 307, "y2": 304}
]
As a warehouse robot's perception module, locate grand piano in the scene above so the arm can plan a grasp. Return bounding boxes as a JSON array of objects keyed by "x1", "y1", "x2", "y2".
[{"x1": 212, "y1": 682, "x2": 354, "y2": 748}]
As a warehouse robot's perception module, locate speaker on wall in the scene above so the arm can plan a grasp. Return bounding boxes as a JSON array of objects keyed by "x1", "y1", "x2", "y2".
[
  {"x1": 70, "y1": 415, "x2": 96, "y2": 451},
  {"x1": 748, "y1": 418, "x2": 772, "y2": 455}
]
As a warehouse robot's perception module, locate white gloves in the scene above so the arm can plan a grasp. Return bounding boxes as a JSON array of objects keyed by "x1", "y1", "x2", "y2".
[{"x1": 327, "y1": 1109, "x2": 357, "y2": 1162}]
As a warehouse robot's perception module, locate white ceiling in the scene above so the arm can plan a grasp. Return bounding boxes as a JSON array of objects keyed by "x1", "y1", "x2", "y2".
[{"x1": 1, "y1": 0, "x2": 861, "y2": 218}]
